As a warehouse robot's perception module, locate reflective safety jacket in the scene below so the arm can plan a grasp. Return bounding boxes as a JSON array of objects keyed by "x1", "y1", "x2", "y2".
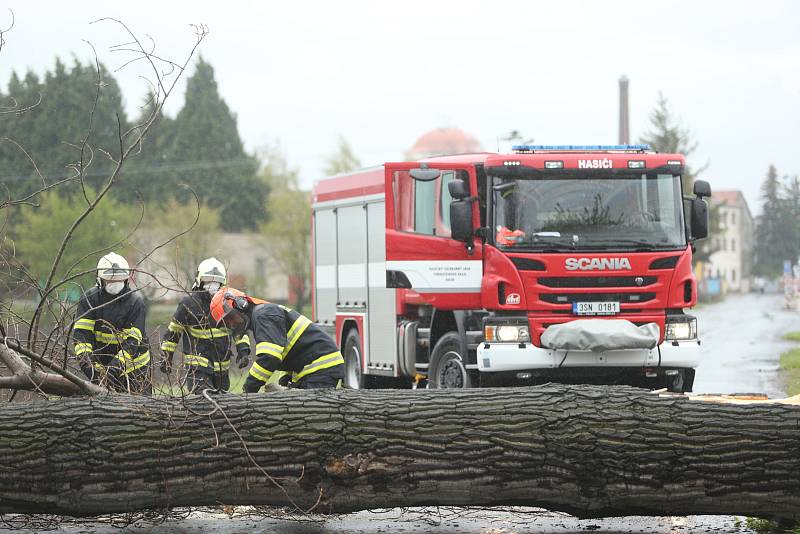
[
  {"x1": 160, "y1": 292, "x2": 250, "y2": 375},
  {"x1": 72, "y1": 286, "x2": 150, "y2": 376},
  {"x1": 245, "y1": 303, "x2": 343, "y2": 389}
]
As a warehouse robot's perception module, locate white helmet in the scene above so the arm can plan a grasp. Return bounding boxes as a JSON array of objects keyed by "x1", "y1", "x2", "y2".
[
  {"x1": 195, "y1": 257, "x2": 227, "y2": 287},
  {"x1": 96, "y1": 252, "x2": 130, "y2": 284}
]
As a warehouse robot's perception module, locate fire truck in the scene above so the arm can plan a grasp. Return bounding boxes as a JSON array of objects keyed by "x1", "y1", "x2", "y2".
[{"x1": 311, "y1": 145, "x2": 710, "y2": 392}]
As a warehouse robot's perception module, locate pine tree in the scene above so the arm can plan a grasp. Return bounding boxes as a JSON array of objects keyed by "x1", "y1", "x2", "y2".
[
  {"x1": 638, "y1": 93, "x2": 704, "y2": 194},
  {"x1": 753, "y1": 165, "x2": 791, "y2": 277},
  {"x1": 115, "y1": 91, "x2": 176, "y2": 204},
  {"x1": 165, "y1": 57, "x2": 265, "y2": 232},
  {"x1": 0, "y1": 59, "x2": 129, "y2": 201}
]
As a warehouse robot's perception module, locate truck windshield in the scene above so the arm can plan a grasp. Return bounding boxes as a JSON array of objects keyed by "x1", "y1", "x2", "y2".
[{"x1": 492, "y1": 173, "x2": 686, "y2": 251}]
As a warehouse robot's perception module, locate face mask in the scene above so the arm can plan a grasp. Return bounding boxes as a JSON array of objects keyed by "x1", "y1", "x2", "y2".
[
  {"x1": 205, "y1": 282, "x2": 221, "y2": 295},
  {"x1": 104, "y1": 281, "x2": 125, "y2": 295}
]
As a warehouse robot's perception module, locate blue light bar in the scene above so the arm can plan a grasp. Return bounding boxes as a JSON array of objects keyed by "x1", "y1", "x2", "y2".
[{"x1": 512, "y1": 144, "x2": 651, "y2": 152}]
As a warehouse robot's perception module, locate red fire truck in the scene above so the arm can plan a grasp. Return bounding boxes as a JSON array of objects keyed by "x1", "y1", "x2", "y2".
[{"x1": 311, "y1": 145, "x2": 710, "y2": 392}]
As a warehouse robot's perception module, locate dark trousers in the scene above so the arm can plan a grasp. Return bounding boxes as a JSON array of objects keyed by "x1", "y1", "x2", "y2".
[
  {"x1": 186, "y1": 368, "x2": 230, "y2": 393},
  {"x1": 294, "y1": 366, "x2": 343, "y2": 390}
]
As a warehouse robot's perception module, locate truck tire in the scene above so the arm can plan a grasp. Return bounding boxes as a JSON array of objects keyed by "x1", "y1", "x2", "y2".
[
  {"x1": 429, "y1": 332, "x2": 472, "y2": 389},
  {"x1": 343, "y1": 329, "x2": 365, "y2": 389}
]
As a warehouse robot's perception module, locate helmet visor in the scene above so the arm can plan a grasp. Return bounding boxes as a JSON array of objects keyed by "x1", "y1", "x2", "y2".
[
  {"x1": 199, "y1": 273, "x2": 226, "y2": 284},
  {"x1": 98, "y1": 265, "x2": 129, "y2": 281}
]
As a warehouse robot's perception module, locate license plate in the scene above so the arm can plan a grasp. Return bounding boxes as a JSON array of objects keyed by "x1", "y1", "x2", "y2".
[{"x1": 572, "y1": 301, "x2": 620, "y2": 316}]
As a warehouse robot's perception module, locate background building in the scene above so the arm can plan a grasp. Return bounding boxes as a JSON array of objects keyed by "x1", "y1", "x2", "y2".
[
  {"x1": 405, "y1": 128, "x2": 483, "y2": 160},
  {"x1": 704, "y1": 190, "x2": 755, "y2": 293}
]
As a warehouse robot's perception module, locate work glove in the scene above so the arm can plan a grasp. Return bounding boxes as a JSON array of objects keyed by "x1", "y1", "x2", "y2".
[
  {"x1": 278, "y1": 373, "x2": 293, "y2": 388},
  {"x1": 160, "y1": 352, "x2": 173, "y2": 374},
  {"x1": 236, "y1": 353, "x2": 250, "y2": 369}
]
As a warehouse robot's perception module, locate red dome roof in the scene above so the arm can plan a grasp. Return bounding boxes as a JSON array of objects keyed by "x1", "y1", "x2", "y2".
[{"x1": 406, "y1": 128, "x2": 483, "y2": 160}]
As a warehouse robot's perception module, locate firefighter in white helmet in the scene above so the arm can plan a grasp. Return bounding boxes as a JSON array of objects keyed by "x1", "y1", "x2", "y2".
[
  {"x1": 160, "y1": 258, "x2": 251, "y2": 393},
  {"x1": 72, "y1": 252, "x2": 151, "y2": 393}
]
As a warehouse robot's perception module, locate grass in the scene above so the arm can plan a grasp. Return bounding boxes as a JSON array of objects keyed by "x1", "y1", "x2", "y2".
[
  {"x1": 782, "y1": 332, "x2": 800, "y2": 343},
  {"x1": 742, "y1": 517, "x2": 800, "y2": 533},
  {"x1": 780, "y1": 347, "x2": 800, "y2": 397},
  {"x1": 780, "y1": 331, "x2": 800, "y2": 396}
]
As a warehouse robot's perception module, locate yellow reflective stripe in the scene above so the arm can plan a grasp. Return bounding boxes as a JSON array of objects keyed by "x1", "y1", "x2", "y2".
[
  {"x1": 248, "y1": 362, "x2": 273, "y2": 382},
  {"x1": 168, "y1": 321, "x2": 185, "y2": 334},
  {"x1": 212, "y1": 360, "x2": 231, "y2": 372},
  {"x1": 74, "y1": 318, "x2": 96, "y2": 331},
  {"x1": 256, "y1": 342, "x2": 284, "y2": 360},
  {"x1": 184, "y1": 354, "x2": 210, "y2": 368},
  {"x1": 74, "y1": 343, "x2": 93, "y2": 355},
  {"x1": 188, "y1": 326, "x2": 230, "y2": 339},
  {"x1": 294, "y1": 351, "x2": 344, "y2": 380},
  {"x1": 160, "y1": 340, "x2": 177, "y2": 352},
  {"x1": 92, "y1": 362, "x2": 105, "y2": 371},
  {"x1": 123, "y1": 327, "x2": 143, "y2": 342},
  {"x1": 120, "y1": 351, "x2": 150, "y2": 375},
  {"x1": 284, "y1": 315, "x2": 312, "y2": 355},
  {"x1": 95, "y1": 332, "x2": 120, "y2": 344},
  {"x1": 237, "y1": 334, "x2": 251, "y2": 345}
]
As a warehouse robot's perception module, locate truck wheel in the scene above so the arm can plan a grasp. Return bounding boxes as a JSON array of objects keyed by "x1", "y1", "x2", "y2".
[
  {"x1": 343, "y1": 329, "x2": 365, "y2": 389},
  {"x1": 666, "y1": 368, "x2": 695, "y2": 393},
  {"x1": 429, "y1": 332, "x2": 472, "y2": 389}
]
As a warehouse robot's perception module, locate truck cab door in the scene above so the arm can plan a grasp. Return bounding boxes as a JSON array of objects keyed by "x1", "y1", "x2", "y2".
[{"x1": 384, "y1": 162, "x2": 483, "y2": 310}]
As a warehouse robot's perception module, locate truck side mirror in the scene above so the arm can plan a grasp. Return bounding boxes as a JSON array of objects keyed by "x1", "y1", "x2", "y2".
[
  {"x1": 448, "y1": 179, "x2": 470, "y2": 200},
  {"x1": 450, "y1": 200, "x2": 473, "y2": 242},
  {"x1": 410, "y1": 168, "x2": 441, "y2": 181},
  {"x1": 690, "y1": 198, "x2": 709, "y2": 240},
  {"x1": 693, "y1": 180, "x2": 711, "y2": 198}
]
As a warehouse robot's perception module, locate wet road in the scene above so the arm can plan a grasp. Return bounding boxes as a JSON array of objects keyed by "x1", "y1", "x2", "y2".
[
  {"x1": 692, "y1": 292, "x2": 798, "y2": 397},
  {"x1": 9, "y1": 293, "x2": 798, "y2": 533}
]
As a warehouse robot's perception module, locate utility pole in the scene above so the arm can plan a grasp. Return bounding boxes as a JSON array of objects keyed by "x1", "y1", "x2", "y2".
[{"x1": 618, "y1": 76, "x2": 630, "y2": 144}]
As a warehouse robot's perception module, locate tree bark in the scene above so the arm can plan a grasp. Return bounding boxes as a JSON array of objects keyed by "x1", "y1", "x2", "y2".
[{"x1": 0, "y1": 384, "x2": 799, "y2": 519}]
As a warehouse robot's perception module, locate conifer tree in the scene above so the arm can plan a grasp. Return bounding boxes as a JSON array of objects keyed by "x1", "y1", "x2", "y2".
[{"x1": 165, "y1": 57, "x2": 265, "y2": 231}]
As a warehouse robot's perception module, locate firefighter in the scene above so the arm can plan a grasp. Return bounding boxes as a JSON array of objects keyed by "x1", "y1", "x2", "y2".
[
  {"x1": 159, "y1": 258, "x2": 251, "y2": 393},
  {"x1": 209, "y1": 287, "x2": 344, "y2": 391},
  {"x1": 72, "y1": 252, "x2": 151, "y2": 394}
]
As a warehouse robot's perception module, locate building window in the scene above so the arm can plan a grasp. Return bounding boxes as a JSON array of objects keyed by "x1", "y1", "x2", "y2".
[
  {"x1": 731, "y1": 239, "x2": 735, "y2": 252},
  {"x1": 732, "y1": 269, "x2": 736, "y2": 282},
  {"x1": 722, "y1": 238, "x2": 727, "y2": 251},
  {"x1": 731, "y1": 212, "x2": 736, "y2": 226}
]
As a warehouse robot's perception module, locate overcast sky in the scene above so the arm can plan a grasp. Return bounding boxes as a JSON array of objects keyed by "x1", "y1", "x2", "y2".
[{"x1": 1, "y1": 1, "x2": 798, "y2": 213}]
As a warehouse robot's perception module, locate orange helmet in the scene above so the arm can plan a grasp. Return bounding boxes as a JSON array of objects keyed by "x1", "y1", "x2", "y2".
[{"x1": 210, "y1": 287, "x2": 267, "y2": 324}]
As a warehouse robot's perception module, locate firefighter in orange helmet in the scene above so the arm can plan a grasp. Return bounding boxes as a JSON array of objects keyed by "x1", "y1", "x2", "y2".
[{"x1": 210, "y1": 288, "x2": 344, "y2": 391}]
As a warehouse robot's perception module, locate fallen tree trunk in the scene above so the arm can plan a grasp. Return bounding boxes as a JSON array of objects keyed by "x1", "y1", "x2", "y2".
[{"x1": 1, "y1": 384, "x2": 799, "y2": 519}]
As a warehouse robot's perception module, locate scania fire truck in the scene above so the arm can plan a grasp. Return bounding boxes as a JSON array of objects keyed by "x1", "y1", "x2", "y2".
[{"x1": 311, "y1": 145, "x2": 710, "y2": 392}]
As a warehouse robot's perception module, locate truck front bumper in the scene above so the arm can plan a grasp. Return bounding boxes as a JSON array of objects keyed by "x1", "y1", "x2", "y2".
[{"x1": 477, "y1": 339, "x2": 701, "y2": 372}]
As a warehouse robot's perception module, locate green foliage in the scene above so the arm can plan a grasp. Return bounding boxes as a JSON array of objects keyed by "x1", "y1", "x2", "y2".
[
  {"x1": 754, "y1": 166, "x2": 800, "y2": 277},
  {"x1": 115, "y1": 91, "x2": 176, "y2": 204},
  {"x1": 324, "y1": 136, "x2": 361, "y2": 176},
  {"x1": 780, "y1": 347, "x2": 800, "y2": 397},
  {"x1": 0, "y1": 58, "x2": 128, "y2": 201},
  {"x1": 0, "y1": 56, "x2": 267, "y2": 233},
  {"x1": 165, "y1": 57, "x2": 265, "y2": 232},
  {"x1": 744, "y1": 516, "x2": 800, "y2": 533},
  {"x1": 782, "y1": 332, "x2": 800, "y2": 342},
  {"x1": 258, "y1": 145, "x2": 310, "y2": 311},
  {"x1": 141, "y1": 199, "x2": 222, "y2": 288},
  {"x1": 13, "y1": 190, "x2": 137, "y2": 292}
]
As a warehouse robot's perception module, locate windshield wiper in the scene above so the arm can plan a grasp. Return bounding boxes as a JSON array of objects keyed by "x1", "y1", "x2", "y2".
[{"x1": 578, "y1": 237, "x2": 671, "y2": 251}]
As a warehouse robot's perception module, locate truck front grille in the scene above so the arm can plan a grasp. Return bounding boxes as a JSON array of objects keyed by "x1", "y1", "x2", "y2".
[{"x1": 538, "y1": 276, "x2": 657, "y2": 288}]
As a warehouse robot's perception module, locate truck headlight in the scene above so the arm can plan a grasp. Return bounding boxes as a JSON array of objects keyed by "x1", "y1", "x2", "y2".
[
  {"x1": 665, "y1": 317, "x2": 697, "y2": 341},
  {"x1": 485, "y1": 324, "x2": 530, "y2": 343}
]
